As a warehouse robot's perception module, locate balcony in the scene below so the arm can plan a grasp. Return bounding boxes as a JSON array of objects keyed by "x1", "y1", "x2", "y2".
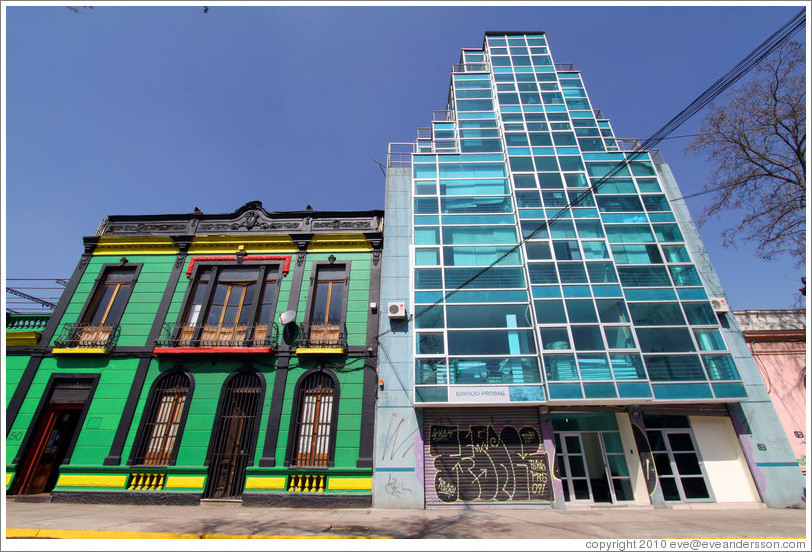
[
  {"x1": 52, "y1": 323, "x2": 120, "y2": 354},
  {"x1": 153, "y1": 322, "x2": 279, "y2": 354},
  {"x1": 295, "y1": 323, "x2": 347, "y2": 355},
  {"x1": 6, "y1": 313, "x2": 51, "y2": 346}
]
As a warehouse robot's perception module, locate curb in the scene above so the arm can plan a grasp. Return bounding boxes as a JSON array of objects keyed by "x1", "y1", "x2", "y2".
[{"x1": 6, "y1": 528, "x2": 392, "y2": 539}]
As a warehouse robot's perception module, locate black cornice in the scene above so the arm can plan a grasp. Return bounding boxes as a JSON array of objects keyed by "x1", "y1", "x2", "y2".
[{"x1": 96, "y1": 201, "x2": 383, "y2": 238}]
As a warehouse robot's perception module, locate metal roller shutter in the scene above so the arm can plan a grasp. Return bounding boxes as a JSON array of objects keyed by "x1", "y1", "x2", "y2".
[{"x1": 423, "y1": 408, "x2": 554, "y2": 507}]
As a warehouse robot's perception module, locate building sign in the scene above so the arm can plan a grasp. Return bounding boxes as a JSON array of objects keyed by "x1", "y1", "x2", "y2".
[{"x1": 449, "y1": 386, "x2": 510, "y2": 403}]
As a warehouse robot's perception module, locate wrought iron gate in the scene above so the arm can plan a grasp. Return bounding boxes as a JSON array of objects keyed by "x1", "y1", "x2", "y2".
[{"x1": 204, "y1": 371, "x2": 261, "y2": 499}]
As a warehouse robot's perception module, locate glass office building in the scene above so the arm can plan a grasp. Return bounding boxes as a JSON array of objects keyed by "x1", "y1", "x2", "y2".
[{"x1": 375, "y1": 32, "x2": 805, "y2": 509}]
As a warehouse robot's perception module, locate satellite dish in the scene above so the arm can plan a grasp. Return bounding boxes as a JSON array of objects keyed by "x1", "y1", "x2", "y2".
[{"x1": 279, "y1": 310, "x2": 296, "y2": 325}]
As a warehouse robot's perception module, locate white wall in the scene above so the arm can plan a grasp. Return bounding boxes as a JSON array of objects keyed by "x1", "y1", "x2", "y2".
[{"x1": 690, "y1": 416, "x2": 760, "y2": 503}]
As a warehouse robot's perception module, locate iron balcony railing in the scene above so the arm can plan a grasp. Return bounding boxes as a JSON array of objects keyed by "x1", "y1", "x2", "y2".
[
  {"x1": 6, "y1": 313, "x2": 50, "y2": 331},
  {"x1": 54, "y1": 323, "x2": 121, "y2": 350},
  {"x1": 296, "y1": 323, "x2": 347, "y2": 350},
  {"x1": 155, "y1": 322, "x2": 279, "y2": 349}
]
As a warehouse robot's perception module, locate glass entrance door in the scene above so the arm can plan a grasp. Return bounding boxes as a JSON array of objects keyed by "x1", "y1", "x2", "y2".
[
  {"x1": 647, "y1": 428, "x2": 712, "y2": 502},
  {"x1": 555, "y1": 431, "x2": 633, "y2": 504}
]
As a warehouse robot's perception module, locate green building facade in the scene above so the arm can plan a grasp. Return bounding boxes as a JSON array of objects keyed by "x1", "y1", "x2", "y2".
[{"x1": 6, "y1": 202, "x2": 383, "y2": 506}]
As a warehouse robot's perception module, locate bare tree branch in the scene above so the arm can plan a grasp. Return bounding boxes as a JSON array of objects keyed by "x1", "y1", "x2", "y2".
[{"x1": 687, "y1": 40, "x2": 806, "y2": 267}]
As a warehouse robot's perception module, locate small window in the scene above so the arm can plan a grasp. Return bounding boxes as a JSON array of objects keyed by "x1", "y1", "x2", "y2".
[
  {"x1": 131, "y1": 372, "x2": 191, "y2": 466},
  {"x1": 58, "y1": 265, "x2": 138, "y2": 349},
  {"x1": 303, "y1": 264, "x2": 348, "y2": 348},
  {"x1": 291, "y1": 372, "x2": 337, "y2": 468}
]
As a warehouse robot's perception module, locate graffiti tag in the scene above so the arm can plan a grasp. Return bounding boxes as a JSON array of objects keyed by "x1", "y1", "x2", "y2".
[{"x1": 429, "y1": 424, "x2": 552, "y2": 503}]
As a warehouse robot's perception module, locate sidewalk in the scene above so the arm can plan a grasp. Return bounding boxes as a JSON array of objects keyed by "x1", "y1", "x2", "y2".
[{"x1": 4, "y1": 498, "x2": 809, "y2": 540}]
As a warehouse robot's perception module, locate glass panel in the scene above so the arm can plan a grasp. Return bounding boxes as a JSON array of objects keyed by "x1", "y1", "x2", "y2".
[
  {"x1": 577, "y1": 353, "x2": 611, "y2": 379},
  {"x1": 568, "y1": 456, "x2": 586, "y2": 477},
  {"x1": 446, "y1": 304, "x2": 532, "y2": 328},
  {"x1": 648, "y1": 432, "x2": 667, "y2": 452},
  {"x1": 573, "y1": 479, "x2": 591, "y2": 499},
  {"x1": 683, "y1": 303, "x2": 718, "y2": 325},
  {"x1": 571, "y1": 326, "x2": 605, "y2": 350},
  {"x1": 450, "y1": 357, "x2": 542, "y2": 384},
  {"x1": 415, "y1": 358, "x2": 448, "y2": 384},
  {"x1": 644, "y1": 355, "x2": 705, "y2": 380},
  {"x1": 612, "y1": 478, "x2": 634, "y2": 501},
  {"x1": 694, "y1": 329, "x2": 726, "y2": 351},
  {"x1": 444, "y1": 267, "x2": 525, "y2": 289},
  {"x1": 607, "y1": 454, "x2": 630, "y2": 477},
  {"x1": 617, "y1": 266, "x2": 672, "y2": 287},
  {"x1": 564, "y1": 435, "x2": 582, "y2": 453},
  {"x1": 602, "y1": 432, "x2": 623, "y2": 453},
  {"x1": 667, "y1": 433, "x2": 695, "y2": 452},
  {"x1": 443, "y1": 226, "x2": 517, "y2": 245},
  {"x1": 660, "y1": 477, "x2": 680, "y2": 501},
  {"x1": 443, "y1": 246, "x2": 521, "y2": 266},
  {"x1": 609, "y1": 353, "x2": 646, "y2": 379},
  {"x1": 629, "y1": 302, "x2": 686, "y2": 326},
  {"x1": 681, "y1": 477, "x2": 710, "y2": 499},
  {"x1": 702, "y1": 355, "x2": 740, "y2": 380},
  {"x1": 565, "y1": 299, "x2": 598, "y2": 323},
  {"x1": 673, "y1": 453, "x2": 702, "y2": 475},
  {"x1": 541, "y1": 327, "x2": 570, "y2": 350},
  {"x1": 669, "y1": 265, "x2": 702, "y2": 287},
  {"x1": 447, "y1": 329, "x2": 536, "y2": 355},
  {"x1": 416, "y1": 333, "x2": 444, "y2": 355},
  {"x1": 526, "y1": 242, "x2": 552, "y2": 260},
  {"x1": 662, "y1": 245, "x2": 691, "y2": 263},
  {"x1": 544, "y1": 354, "x2": 578, "y2": 380},
  {"x1": 611, "y1": 244, "x2": 663, "y2": 264},
  {"x1": 414, "y1": 305, "x2": 444, "y2": 329},
  {"x1": 604, "y1": 327, "x2": 635, "y2": 349},
  {"x1": 535, "y1": 300, "x2": 568, "y2": 323}
]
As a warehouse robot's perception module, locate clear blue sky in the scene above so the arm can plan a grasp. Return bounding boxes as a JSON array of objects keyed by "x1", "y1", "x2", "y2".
[{"x1": 2, "y1": 3, "x2": 807, "y2": 311}]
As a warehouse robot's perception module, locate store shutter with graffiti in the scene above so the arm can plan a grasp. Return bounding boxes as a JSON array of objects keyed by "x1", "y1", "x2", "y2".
[{"x1": 423, "y1": 408, "x2": 553, "y2": 506}]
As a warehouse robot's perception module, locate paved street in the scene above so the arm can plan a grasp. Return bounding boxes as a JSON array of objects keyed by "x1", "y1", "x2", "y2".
[{"x1": 3, "y1": 498, "x2": 808, "y2": 541}]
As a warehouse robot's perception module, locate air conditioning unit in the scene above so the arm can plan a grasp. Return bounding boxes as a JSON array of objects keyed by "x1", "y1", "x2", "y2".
[
  {"x1": 710, "y1": 297, "x2": 730, "y2": 313},
  {"x1": 388, "y1": 302, "x2": 407, "y2": 319}
]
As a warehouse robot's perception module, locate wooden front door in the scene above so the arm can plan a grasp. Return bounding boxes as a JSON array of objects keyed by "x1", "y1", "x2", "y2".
[{"x1": 11, "y1": 404, "x2": 83, "y2": 495}]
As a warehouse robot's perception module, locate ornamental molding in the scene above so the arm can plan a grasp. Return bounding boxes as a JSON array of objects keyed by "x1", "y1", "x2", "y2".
[{"x1": 185, "y1": 255, "x2": 292, "y2": 278}]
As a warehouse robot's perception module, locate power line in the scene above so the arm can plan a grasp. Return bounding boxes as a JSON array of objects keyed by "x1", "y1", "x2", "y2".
[{"x1": 376, "y1": 8, "x2": 806, "y2": 340}]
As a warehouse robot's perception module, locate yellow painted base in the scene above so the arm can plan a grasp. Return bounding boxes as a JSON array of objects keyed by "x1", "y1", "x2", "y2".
[
  {"x1": 56, "y1": 474, "x2": 128, "y2": 488},
  {"x1": 164, "y1": 475, "x2": 206, "y2": 490},
  {"x1": 245, "y1": 476, "x2": 287, "y2": 490},
  {"x1": 51, "y1": 348, "x2": 109, "y2": 355},
  {"x1": 328, "y1": 477, "x2": 372, "y2": 491},
  {"x1": 6, "y1": 331, "x2": 41, "y2": 346},
  {"x1": 296, "y1": 348, "x2": 345, "y2": 355}
]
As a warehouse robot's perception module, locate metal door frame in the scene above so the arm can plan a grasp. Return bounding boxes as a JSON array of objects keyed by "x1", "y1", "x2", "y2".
[
  {"x1": 650, "y1": 428, "x2": 714, "y2": 503},
  {"x1": 557, "y1": 431, "x2": 626, "y2": 504}
]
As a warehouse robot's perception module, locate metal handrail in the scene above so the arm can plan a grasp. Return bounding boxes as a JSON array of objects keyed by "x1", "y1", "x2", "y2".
[
  {"x1": 54, "y1": 323, "x2": 121, "y2": 350},
  {"x1": 296, "y1": 322, "x2": 347, "y2": 349},
  {"x1": 155, "y1": 322, "x2": 279, "y2": 349},
  {"x1": 432, "y1": 110, "x2": 455, "y2": 122},
  {"x1": 452, "y1": 62, "x2": 490, "y2": 73}
]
